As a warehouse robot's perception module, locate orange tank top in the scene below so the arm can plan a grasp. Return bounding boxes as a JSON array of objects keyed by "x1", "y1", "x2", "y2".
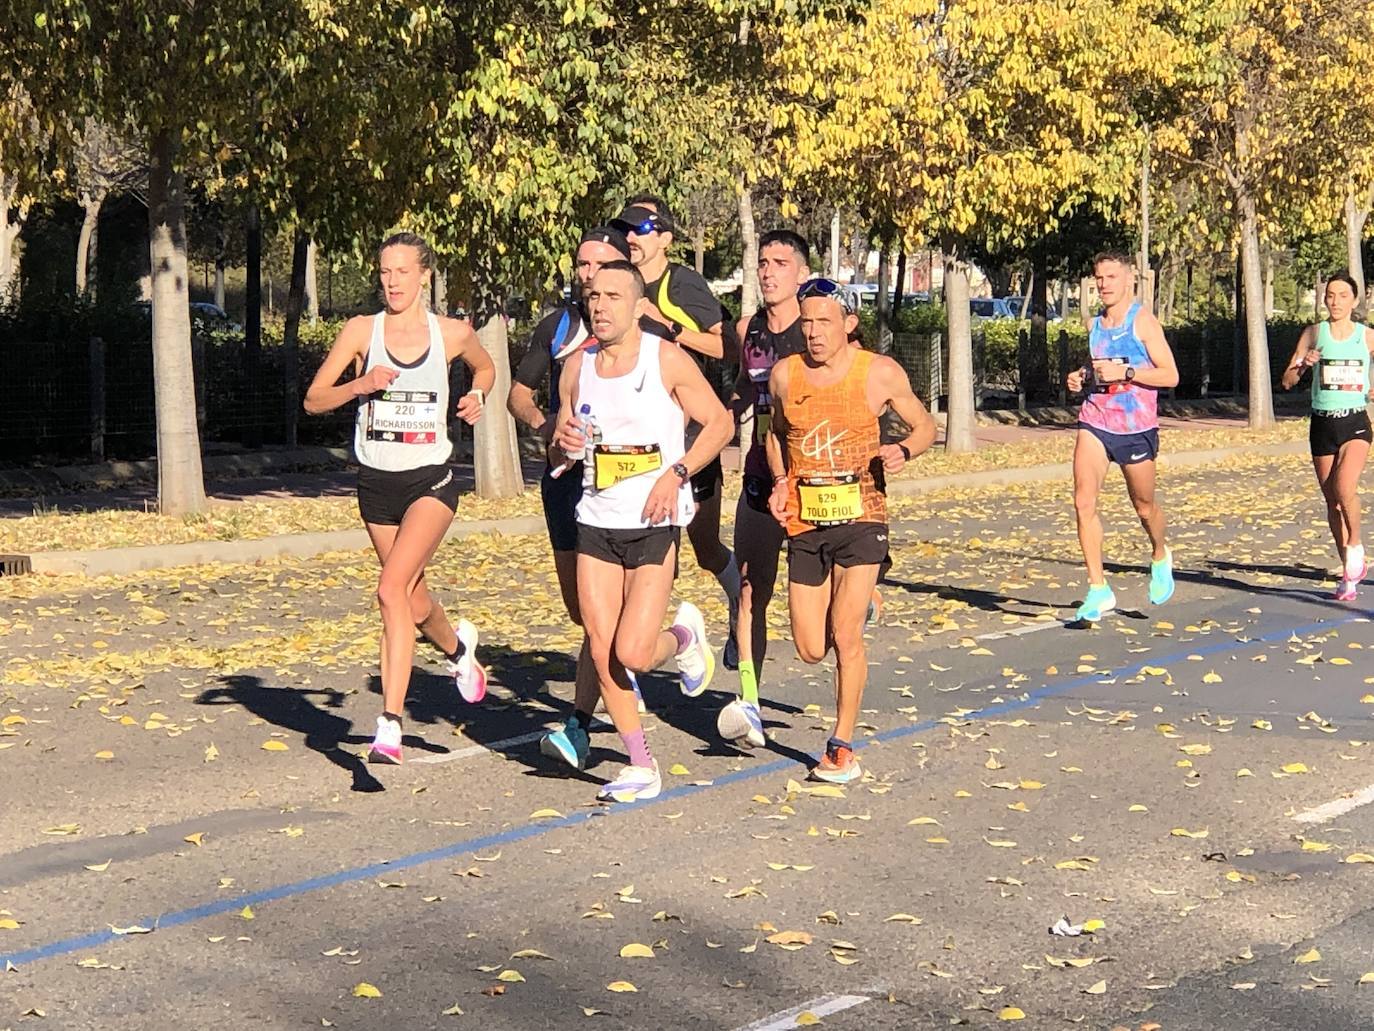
[{"x1": 780, "y1": 349, "x2": 886, "y2": 536}]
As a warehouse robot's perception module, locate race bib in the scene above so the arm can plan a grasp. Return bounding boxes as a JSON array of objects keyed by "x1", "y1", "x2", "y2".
[
  {"x1": 1320, "y1": 358, "x2": 1365, "y2": 392},
  {"x1": 593, "y1": 444, "x2": 662, "y2": 490},
  {"x1": 1092, "y1": 357, "x2": 1131, "y2": 395},
  {"x1": 367, "y1": 390, "x2": 439, "y2": 443},
  {"x1": 797, "y1": 474, "x2": 863, "y2": 526},
  {"x1": 753, "y1": 395, "x2": 773, "y2": 446}
]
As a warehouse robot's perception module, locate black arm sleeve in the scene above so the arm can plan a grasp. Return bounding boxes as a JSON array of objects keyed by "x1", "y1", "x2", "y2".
[{"x1": 514, "y1": 308, "x2": 567, "y2": 390}]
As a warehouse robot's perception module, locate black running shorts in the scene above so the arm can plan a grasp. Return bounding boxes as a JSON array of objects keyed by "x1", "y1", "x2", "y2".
[{"x1": 357, "y1": 464, "x2": 461, "y2": 526}]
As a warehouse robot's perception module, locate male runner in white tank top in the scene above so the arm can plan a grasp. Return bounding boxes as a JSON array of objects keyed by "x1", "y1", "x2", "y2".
[{"x1": 554, "y1": 260, "x2": 733, "y2": 802}]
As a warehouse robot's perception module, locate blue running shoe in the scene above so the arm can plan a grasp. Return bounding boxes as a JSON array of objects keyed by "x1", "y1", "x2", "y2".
[
  {"x1": 540, "y1": 718, "x2": 590, "y2": 771},
  {"x1": 1075, "y1": 583, "x2": 1116, "y2": 622},
  {"x1": 1149, "y1": 550, "x2": 1175, "y2": 605}
]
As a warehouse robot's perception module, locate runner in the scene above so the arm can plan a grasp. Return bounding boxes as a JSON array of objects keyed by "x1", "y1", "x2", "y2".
[
  {"x1": 766, "y1": 278, "x2": 935, "y2": 782},
  {"x1": 1281, "y1": 271, "x2": 1374, "y2": 600},
  {"x1": 1066, "y1": 250, "x2": 1180, "y2": 621},
  {"x1": 717, "y1": 229, "x2": 810, "y2": 748},
  {"x1": 303, "y1": 232, "x2": 495, "y2": 764},
  {"x1": 506, "y1": 225, "x2": 644, "y2": 769},
  {"x1": 610, "y1": 196, "x2": 743, "y2": 660},
  {"x1": 553, "y1": 260, "x2": 732, "y2": 801}
]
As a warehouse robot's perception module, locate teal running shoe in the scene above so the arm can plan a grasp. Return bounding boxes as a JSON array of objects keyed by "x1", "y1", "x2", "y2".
[
  {"x1": 1075, "y1": 583, "x2": 1116, "y2": 622},
  {"x1": 1149, "y1": 550, "x2": 1175, "y2": 605},
  {"x1": 540, "y1": 717, "x2": 590, "y2": 771}
]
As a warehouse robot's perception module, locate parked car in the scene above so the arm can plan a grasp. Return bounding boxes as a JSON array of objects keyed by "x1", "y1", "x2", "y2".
[
  {"x1": 969, "y1": 297, "x2": 1018, "y2": 319},
  {"x1": 1002, "y1": 297, "x2": 1062, "y2": 321},
  {"x1": 133, "y1": 299, "x2": 242, "y2": 334}
]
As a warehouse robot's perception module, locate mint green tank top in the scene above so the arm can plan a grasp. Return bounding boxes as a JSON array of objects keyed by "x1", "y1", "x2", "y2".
[{"x1": 1311, "y1": 321, "x2": 1370, "y2": 413}]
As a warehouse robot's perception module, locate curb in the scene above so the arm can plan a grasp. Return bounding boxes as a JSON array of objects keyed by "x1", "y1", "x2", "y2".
[
  {"x1": 22, "y1": 439, "x2": 1308, "y2": 578},
  {"x1": 0, "y1": 446, "x2": 352, "y2": 495},
  {"x1": 28, "y1": 516, "x2": 546, "y2": 577}
]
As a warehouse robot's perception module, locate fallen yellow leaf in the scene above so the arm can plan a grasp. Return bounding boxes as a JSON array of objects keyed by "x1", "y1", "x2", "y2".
[
  {"x1": 619, "y1": 943, "x2": 655, "y2": 958},
  {"x1": 352, "y1": 982, "x2": 382, "y2": 998},
  {"x1": 1295, "y1": 948, "x2": 1321, "y2": 965},
  {"x1": 183, "y1": 832, "x2": 205, "y2": 847},
  {"x1": 606, "y1": 981, "x2": 638, "y2": 993},
  {"x1": 998, "y1": 1007, "x2": 1026, "y2": 1021},
  {"x1": 261, "y1": 740, "x2": 288, "y2": 752}
]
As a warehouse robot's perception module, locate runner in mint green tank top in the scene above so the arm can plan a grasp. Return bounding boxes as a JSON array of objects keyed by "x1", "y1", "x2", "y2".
[{"x1": 1282, "y1": 271, "x2": 1374, "y2": 601}]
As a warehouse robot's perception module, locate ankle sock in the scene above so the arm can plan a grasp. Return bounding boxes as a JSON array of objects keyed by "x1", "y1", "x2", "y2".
[
  {"x1": 738, "y1": 660, "x2": 759, "y2": 707},
  {"x1": 826, "y1": 735, "x2": 852, "y2": 758},
  {"x1": 382, "y1": 711, "x2": 402, "y2": 726},
  {"x1": 620, "y1": 729, "x2": 653, "y2": 768}
]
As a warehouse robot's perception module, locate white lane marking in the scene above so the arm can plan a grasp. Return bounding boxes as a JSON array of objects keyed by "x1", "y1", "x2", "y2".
[
  {"x1": 977, "y1": 619, "x2": 1066, "y2": 642},
  {"x1": 1292, "y1": 782, "x2": 1374, "y2": 824},
  {"x1": 410, "y1": 719, "x2": 612, "y2": 765},
  {"x1": 734, "y1": 993, "x2": 871, "y2": 1031}
]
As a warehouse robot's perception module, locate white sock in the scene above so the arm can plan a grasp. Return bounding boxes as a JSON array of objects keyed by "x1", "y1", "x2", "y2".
[
  {"x1": 715, "y1": 550, "x2": 742, "y2": 601},
  {"x1": 1346, "y1": 543, "x2": 1365, "y2": 580}
]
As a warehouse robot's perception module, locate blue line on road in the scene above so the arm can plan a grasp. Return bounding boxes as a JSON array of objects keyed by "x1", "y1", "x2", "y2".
[{"x1": 2, "y1": 609, "x2": 1361, "y2": 970}]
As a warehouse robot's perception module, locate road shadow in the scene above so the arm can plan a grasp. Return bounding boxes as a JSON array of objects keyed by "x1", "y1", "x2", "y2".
[{"x1": 196, "y1": 675, "x2": 387, "y2": 793}]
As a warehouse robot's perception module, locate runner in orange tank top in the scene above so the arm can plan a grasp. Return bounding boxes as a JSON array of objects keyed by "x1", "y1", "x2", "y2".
[{"x1": 766, "y1": 278, "x2": 936, "y2": 784}]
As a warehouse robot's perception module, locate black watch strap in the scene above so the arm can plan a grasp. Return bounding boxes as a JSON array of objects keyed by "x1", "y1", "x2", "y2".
[{"x1": 898, "y1": 443, "x2": 911, "y2": 461}]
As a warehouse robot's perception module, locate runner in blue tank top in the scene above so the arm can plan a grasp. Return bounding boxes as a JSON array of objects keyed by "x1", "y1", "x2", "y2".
[
  {"x1": 1065, "y1": 251, "x2": 1180, "y2": 622},
  {"x1": 1281, "y1": 270, "x2": 1374, "y2": 601}
]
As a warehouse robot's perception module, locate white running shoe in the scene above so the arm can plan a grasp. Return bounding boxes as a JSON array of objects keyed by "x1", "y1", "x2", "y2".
[
  {"x1": 671, "y1": 602, "x2": 715, "y2": 697},
  {"x1": 449, "y1": 619, "x2": 487, "y2": 703},
  {"x1": 368, "y1": 716, "x2": 402, "y2": 764}
]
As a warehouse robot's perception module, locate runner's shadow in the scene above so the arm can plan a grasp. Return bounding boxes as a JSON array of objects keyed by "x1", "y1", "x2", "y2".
[
  {"x1": 196, "y1": 675, "x2": 386, "y2": 793},
  {"x1": 881, "y1": 575, "x2": 1068, "y2": 617}
]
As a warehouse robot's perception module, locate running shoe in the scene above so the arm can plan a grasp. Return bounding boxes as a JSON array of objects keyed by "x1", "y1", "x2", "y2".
[
  {"x1": 540, "y1": 717, "x2": 590, "y2": 770},
  {"x1": 1074, "y1": 583, "x2": 1116, "y2": 622},
  {"x1": 367, "y1": 716, "x2": 403, "y2": 765},
  {"x1": 1345, "y1": 546, "x2": 1368, "y2": 585},
  {"x1": 1335, "y1": 577, "x2": 1359, "y2": 602},
  {"x1": 717, "y1": 698, "x2": 766, "y2": 748},
  {"x1": 598, "y1": 760, "x2": 662, "y2": 803},
  {"x1": 449, "y1": 618, "x2": 487, "y2": 703},
  {"x1": 723, "y1": 593, "x2": 741, "y2": 671},
  {"x1": 810, "y1": 744, "x2": 862, "y2": 784},
  {"x1": 866, "y1": 588, "x2": 884, "y2": 626},
  {"x1": 1148, "y1": 550, "x2": 1175, "y2": 605},
  {"x1": 671, "y1": 602, "x2": 715, "y2": 697}
]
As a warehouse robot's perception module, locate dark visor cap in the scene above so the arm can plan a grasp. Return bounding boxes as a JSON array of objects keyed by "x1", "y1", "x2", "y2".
[
  {"x1": 578, "y1": 225, "x2": 632, "y2": 259},
  {"x1": 610, "y1": 205, "x2": 674, "y2": 236}
]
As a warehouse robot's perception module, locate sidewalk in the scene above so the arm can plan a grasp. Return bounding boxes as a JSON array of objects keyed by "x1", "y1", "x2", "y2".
[{"x1": 0, "y1": 410, "x2": 1267, "y2": 517}]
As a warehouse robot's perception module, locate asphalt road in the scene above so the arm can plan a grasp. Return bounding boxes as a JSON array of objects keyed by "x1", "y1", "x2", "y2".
[{"x1": 4, "y1": 451, "x2": 1374, "y2": 1030}]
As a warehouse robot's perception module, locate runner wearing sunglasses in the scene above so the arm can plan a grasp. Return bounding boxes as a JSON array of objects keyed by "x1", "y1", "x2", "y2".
[
  {"x1": 766, "y1": 278, "x2": 936, "y2": 782},
  {"x1": 611, "y1": 196, "x2": 744, "y2": 666}
]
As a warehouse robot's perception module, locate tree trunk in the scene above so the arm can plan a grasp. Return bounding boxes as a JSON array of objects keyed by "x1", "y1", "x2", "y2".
[
  {"x1": 830, "y1": 211, "x2": 841, "y2": 278},
  {"x1": 849, "y1": 225, "x2": 867, "y2": 284},
  {"x1": 1079, "y1": 275, "x2": 1096, "y2": 329},
  {"x1": 213, "y1": 221, "x2": 226, "y2": 310},
  {"x1": 432, "y1": 267, "x2": 447, "y2": 316},
  {"x1": 875, "y1": 242, "x2": 892, "y2": 352},
  {"x1": 893, "y1": 247, "x2": 907, "y2": 313},
  {"x1": 76, "y1": 190, "x2": 105, "y2": 299},
  {"x1": 1347, "y1": 186, "x2": 1371, "y2": 319},
  {"x1": 943, "y1": 247, "x2": 977, "y2": 453},
  {"x1": 737, "y1": 176, "x2": 759, "y2": 318},
  {"x1": 0, "y1": 185, "x2": 25, "y2": 300},
  {"x1": 693, "y1": 222, "x2": 706, "y2": 276},
  {"x1": 147, "y1": 129, "x2": 207, "y2": 515},
  {"x1": 1238, "y1": 194, "x2": 1273, "y2": 428},
  {"x1": 304, "y1": 238, "x2": 319, "y2": 324},
  {"x1": 473, "y1": 316, "x2": 524, "y2": 499},
  {"x1": 1139, "y1": 127, "x2": 1153, "y2": 312},
  {"x1": 1025, "y1": 250, "x2": 1050, "y2": 401},
  {"x1": 282, "y1": 231, "x2": 309, "y2": 448},
  {"x1": 1262, "y1": 247, "x2": 1274, "y2": 317},
  {"x1": 244, "y1": 203, "x2": 263, "y2": 447}
]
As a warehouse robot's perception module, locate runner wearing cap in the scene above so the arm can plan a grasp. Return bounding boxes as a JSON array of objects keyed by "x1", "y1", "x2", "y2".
[
  {"x1": 507, "y1": 225, "x2": 644, "y2": 769},
  {"x1": 611, "y1": 195, "x2": 744, "y2": 664}
]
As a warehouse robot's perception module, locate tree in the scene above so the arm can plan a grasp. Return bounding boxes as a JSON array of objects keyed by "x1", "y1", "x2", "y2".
[
  {"x1": 773, "y1": 0, "x2": 1155, "y2": 450},
  {"x1": 72, "y1": 119, "x2": 144, "y2": 298},
  {"x1": 1152, "y1": 0, "x2": 1374, "y2": 427}
]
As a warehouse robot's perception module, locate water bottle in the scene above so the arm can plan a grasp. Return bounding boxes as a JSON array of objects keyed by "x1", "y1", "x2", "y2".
[
  {"x1": 550, "y1": 403, "x2": 592, "y2": 480},
  {"x1": 581, "y1": 406, "x2": 603, "y2": 491}
]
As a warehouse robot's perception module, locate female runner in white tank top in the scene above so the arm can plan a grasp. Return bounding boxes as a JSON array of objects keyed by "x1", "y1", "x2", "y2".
[{"x1": 304, "y1": 233, "x2": 495, "y2": 764}]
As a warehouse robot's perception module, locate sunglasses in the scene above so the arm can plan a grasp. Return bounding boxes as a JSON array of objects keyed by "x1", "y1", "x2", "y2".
[
  {"x1": 797, "y1": 277, "x2": 855, "y2": 313},
  {"x1": 613, "y1": 215, "x2": 668, "y2": 237}
]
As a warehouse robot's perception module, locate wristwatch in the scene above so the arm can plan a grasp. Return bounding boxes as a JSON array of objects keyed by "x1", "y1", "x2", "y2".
[
  {"x1": 897, "y1": 443, "x2": 911, "y2": 461},
  {"x1": 666, "y1": 321, "x2": 683, "y2": 341},
  {"x1": 672, "y1": 462, "x2": 689, "y2": 483},
  {"x1": 1123, "y1": 366, "x2": 1136, "y2": 383},
  {"x1": 467, "y1": 387, "x2": 486, "y2": 404}
]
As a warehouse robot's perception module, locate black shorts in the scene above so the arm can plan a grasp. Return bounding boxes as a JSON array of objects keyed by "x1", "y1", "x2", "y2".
[
  {"x1": 690, "y1": 457, "x2": 724, "y2": 504},
  {"x1": 540, "y1": 463, "x2": 584, "y2": 552},
  {"x1": 357, "y1": 464, "x2": 461, "y2": 526},
  {"x1": 1310, "y1": 410, "x2": 1372, "y2": 457},
  {"x1": 578, "y1": 524, "x2": 680, "y2": 575},
  {"x1": 1079, "y1": 423, "x2": 1159, "y2": 466},
  {"x1": 742, "y1": 474, "x2": 773, "y2": 515},
  {"x1": 787, "y1": 522, "x2": 889, "y2": 587}
]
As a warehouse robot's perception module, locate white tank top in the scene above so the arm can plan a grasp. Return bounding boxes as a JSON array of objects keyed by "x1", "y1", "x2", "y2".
[
  {"x1": 353, "y1": 312, "x2": 454, "y2": 471},
  {"x1": 574, "y1": 335, "x2": 695, "y2": 529}
]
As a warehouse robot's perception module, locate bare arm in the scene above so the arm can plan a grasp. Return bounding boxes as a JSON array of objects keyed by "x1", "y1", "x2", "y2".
[
  {"x1": 508, "y1": 382, "x2": 555, "y2": 441},
  {"x1": 441, "y1": 318, "x2": 496, "y2": 424},
  {"x1": 1281, "y1": 325, "x2": 1319, "y2": 391},
  {"x1": 303, "y1": 316, "x2": 375, "y2": 415},
  {"x1": 662, "y1": 342, "x2": 731, "y2": 473},
  {"x1": 1132, "y1": 311, "x2": 1179, "y2": 389},
  {"x1": 552, "y1": 351, "x2": 586, "y2": 454},
  {"x1": 676, "y1": 321, "x2": 726, "y2": 361},
  {"x1": 871, "y1": 356, "x2": 936, "y2": 471},
  {"x1": 765, "y1": 363, "x2": 792, "y2": 527}
]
